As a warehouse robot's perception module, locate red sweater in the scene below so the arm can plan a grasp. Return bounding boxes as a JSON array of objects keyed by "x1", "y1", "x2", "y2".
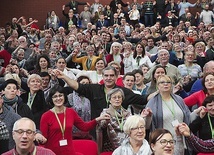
[
  {"x1": 40, "y1": 108, "x2": 97, "y2": 155},
  {"x1": 184, "y1": 90, "x2": 206, "y2": 107}
]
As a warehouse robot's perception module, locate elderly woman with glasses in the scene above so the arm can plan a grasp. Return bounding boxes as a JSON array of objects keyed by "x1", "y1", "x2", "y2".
[
  {"x1": 113, "y1": 115, "x2": 152, "y2": 155},
  {"x1": 97, "y1": 88, "x2": 131, "y2": 153},
  {"x1": 146, "y1": 75, "x2": 191, "y2": 153}
]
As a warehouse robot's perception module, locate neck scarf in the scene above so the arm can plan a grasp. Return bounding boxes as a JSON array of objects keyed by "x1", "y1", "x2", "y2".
[{"x1": 3, "y1": 95, "x2": 18, "y2": 106}]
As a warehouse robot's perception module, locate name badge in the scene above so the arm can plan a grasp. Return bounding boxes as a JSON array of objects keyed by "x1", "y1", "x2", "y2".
[
  {"x1": 118, "y1": 132, "x2": 126, "y2": 139},
  {"x1": 171, "y1": 119, "x2": 179, "y2": 127},
  {"x1": 59, "y1": 139, "x2": 68, "y2": 146}
]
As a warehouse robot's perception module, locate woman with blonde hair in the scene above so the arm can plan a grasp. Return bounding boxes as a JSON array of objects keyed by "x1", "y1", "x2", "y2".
[
  {"x1": 146, "y1": 75, "x2": 191, "y2": 153},
  {"x1": 194, "y1": 41, "x2": 206, "y2": 69}
]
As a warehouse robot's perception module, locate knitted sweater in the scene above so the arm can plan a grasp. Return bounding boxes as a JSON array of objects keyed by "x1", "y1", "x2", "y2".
[{"x1": 0, "y1": 105, "x2": 21, "y2": 149}]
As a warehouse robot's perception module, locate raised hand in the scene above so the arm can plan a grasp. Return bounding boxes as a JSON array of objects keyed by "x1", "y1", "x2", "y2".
[{"x1": 141, "y1": 107, "x2": 153, "y2": 117}]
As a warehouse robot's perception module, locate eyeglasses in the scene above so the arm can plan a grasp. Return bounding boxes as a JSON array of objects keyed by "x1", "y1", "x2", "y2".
[
  {"x1": 52, "y1": 94, "x2": 64, "y2": 99},
  {"x1": 103, "y1": 74, "x2": 115, "y2": 78},
  {"x1": 130, "y1": 125, "x2": 145, "y2": 131},
  {"x1": 159, "y1": 53, "x2": 168, "y2": 57},
  {"x1": 13, "y1": 129, "x2": 35, "y2": 136},
  {"x1": 158, "y1": 81, "x2": 172, "y2": 85},
  {"x1": 111, "y1": 95, "x2": 122, "y2": 100},
  {"x1": 158, "y1": 139, "x2": 176, "y2": 146}
]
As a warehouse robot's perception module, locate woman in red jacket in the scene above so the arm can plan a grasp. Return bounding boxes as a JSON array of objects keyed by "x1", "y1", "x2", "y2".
[
  {"x1": 184, "y1": 73, "x2": 214, "y2": 107},
  {"x1": 40, "y1": 85, "x2": 109, "y2": 155}
]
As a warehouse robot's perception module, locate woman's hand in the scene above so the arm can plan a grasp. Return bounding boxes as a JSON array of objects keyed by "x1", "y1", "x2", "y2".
[
  {"x1": 71, "y1": 49, "x2": 78, "y2": 57},
  {"x1": 51, "y1": 69, "x2": 65, "y2": 80},
  {"x1": 173, "y1": 83, "x2": 183, "y2": 93},
  {"x1": 199, "y1": 106, "x2": 207, "y2": 118},
  {"x1": 96, "y1": 113, "x2": 111, "y2": 122},
  {"x1": 193, "y1": 106, "x2": 207, "y2": 118},
  {"x1": 177, "y1": 123, "x2": 191, "y2": 137},
  {"x1": 35, "y1": 133, "x2": 47, "y2": 144},
  {"x1": 141, "y1": 107, "x2": 153, "y2": 118}
]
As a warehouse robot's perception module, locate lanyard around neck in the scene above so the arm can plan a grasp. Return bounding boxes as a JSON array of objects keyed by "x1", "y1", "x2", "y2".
[
  {"x1": 27, "y1": 93, "x2": 36, "y2": 109},
  {"x1": 54, "y1": 107, "x2": 66, "y2": 139},
  {"x1": 104, "y1": 88, "x2": 109, "y2": 107},
  {"x1": 208, "y1": 114, "x2": 214, "y2": 138},
  {"x1": 162, "y1": 97, "x2": 175, "y2": 119},
  {"x1": 114, "y1": 109, "x2": 124, "y2": 131}
]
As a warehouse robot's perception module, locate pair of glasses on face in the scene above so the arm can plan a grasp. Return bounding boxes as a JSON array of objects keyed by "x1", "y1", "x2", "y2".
[
  {"x1": 13, "y1": 129, "x2": 36, "y2": 136},
  {"x1": 130, "y1": 125, "x2": 145, "y2": 131},
  {"x1": 111, "y1": 95, "x2": 122, "y2": 100},
  {"x1": 158, "y1": 81, "x2": 172, "y2": 85},
  {"x1": 52, "y1": 94, "x2": 64, "y2": 99},
  {"x1": 158, "y1": 139, "x2": 176, "y2": 146}
]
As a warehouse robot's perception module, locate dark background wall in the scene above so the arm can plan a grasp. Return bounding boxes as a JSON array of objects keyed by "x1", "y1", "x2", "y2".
[{"x1": 0, "y1": 0, "x2": 200, "y2": 29}]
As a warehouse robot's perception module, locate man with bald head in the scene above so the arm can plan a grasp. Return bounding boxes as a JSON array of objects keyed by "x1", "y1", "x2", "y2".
[{"x1": 3, "y1": 118, "x2": 55, "y2": 155}]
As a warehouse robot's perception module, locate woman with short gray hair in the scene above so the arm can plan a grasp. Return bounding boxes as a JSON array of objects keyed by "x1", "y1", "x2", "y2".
[
  {"x1": 113, "y1": 115, "x2": 152, "y2": 155},
  {"x1": 97, "y1": 88, "x2": 131, "y2": 153}
]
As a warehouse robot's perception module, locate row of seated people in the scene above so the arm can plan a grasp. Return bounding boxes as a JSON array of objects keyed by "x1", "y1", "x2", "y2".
[
  {"x1": 0, "y1": 4, "x2": 214, "y2": 154},
  {"x1": 0, "y1": 61, "x2": 214, "y2": 154},
  {"x1": 2, "y1": 115, "x2": 212, "y2": 155}
]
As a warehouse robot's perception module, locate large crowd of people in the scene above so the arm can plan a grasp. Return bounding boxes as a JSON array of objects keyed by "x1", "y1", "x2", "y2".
[{"x1": 0, "y1": 0, "x2": 214, "y2": 154}]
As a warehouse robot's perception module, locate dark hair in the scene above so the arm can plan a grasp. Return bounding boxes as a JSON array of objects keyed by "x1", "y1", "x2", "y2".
[
  {"x1": 106, "y1": 32, "x2": 112, "y2": 42},
  {"x1": 95, "y1": 58, "x2": 106, "y2": 66},
  {"x1": 40, "y1": 72, "x2": 51, "y2": 79},
  {"x1": 202, "y1": 95, "x2": 214, "y2": 107},
  {"x1": 56, "y1": 57, "x2": 66, "y2": 64},
  {"x1": 149, "y1": 128, "x2": 172, "y2": 147},
  {"x1": 3, "y1": 79, "x2": 19, "y2": 90},
  {"x1": 147, "y1": 36, "x2": 155, "y2": 42},
  {"x1": 91, "y1": 29, "x2": 97, "y2": 35},
  {"x1": 123, "y1": 72, "x2": 136, "y2": 81},
  {"x1": 152, "y1": 66, "x2": 167, "y2": 82},
  {"x1": 77, "y1": 76, "x2": 91, "y2": 83},
  {"x1": 139, "y1": 64, "x2": 149, "y2": 70},
  {"x1": 48, "y1": 85, "x2": 68, "y2": 106},
  {"x1": 132, "y1": 69, "x2": 144, "y2": 76},
  {"x1": 133, "y1": 42, "x2": 146, "y2": 58},
  {"x1": 202, "y1": 73, "x2": 214, "y2": 94},
  {"x1": 12, "y1": 64, "x2": 20, "y2": 70},
  {"x1": 36, "y1": 54, "x2": 51, "y2": 70}
]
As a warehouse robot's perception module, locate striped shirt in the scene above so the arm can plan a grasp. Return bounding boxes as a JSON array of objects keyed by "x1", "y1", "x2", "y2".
[{"x1": 186, "y1": 133, "x2": 214, "y2": 153}]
